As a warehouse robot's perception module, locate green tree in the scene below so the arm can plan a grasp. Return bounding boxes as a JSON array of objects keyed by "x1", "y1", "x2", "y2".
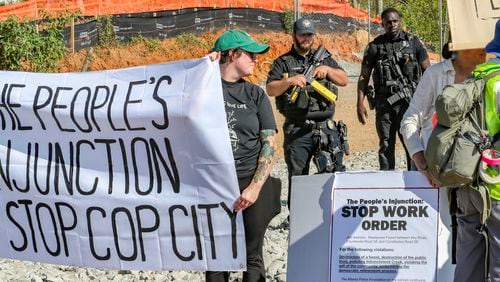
[
  {"x1": 0, "y1": 14, "x2": 72, "y2": 72},
  {"x1": 361, "y1": 0, "x2": 446, "y2": 51},
  {"x1": 0, "y1": 17, "x2": 39, "y2": 70},
  {"x1": 97, "y1": 15, "x2": 117, "y2": 47}
]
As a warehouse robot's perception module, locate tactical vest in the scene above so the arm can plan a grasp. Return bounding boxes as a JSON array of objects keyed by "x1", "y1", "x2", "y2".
[
  {"x1": 372, "y1": 32, "x2": 420, "y2": 98},
  {"x1": 276, "y1": 50, "x2": 338, "y2": 122}
]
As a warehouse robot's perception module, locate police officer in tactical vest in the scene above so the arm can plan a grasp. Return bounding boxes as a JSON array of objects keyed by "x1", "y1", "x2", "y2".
[
  {"x1": 266, "y1": 18, "x2": 348, "y2": 208},
  {"x1": 357, "y1": 7, "x2": 430, "y2": 171}
]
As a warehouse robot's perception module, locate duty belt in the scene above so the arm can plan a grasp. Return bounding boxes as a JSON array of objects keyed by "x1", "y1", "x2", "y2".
[{"x1": 287, "y1": 119, "x2": 330, "y2": 130}]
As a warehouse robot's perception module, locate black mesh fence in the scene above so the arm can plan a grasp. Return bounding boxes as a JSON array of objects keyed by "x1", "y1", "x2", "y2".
[
  {"x1": 63, "y1": 20, "x2": 99, "y2": 50},
  {"x1": 62, "y1": 7, "x2": 382, "y2": 51},
  {"x1": 303, "y1": 13, "x2": 382, "y2": 35},
  {"x1": 112, "y1": 8, "x2": 283, "y2": 41}
]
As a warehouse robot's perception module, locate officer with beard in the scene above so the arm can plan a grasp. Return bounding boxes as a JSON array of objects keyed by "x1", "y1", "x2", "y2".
[{"x1": 266, "y1": 18, "x2": 348, "y2": 209}]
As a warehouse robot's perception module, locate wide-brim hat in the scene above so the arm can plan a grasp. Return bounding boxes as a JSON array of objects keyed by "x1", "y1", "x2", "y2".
[
  {"x1": 212, "y1": 30, "x2": 269, "y2": 54},
  {"x1": 293, "y1": 18, "x2": 316, "y2": 34},
  {"x1": 486, "y1": 20, "x2": 500, "y2": 57}
]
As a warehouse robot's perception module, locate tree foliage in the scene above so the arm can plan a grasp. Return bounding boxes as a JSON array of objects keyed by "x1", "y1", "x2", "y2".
[
  {"x1": 0, "y1": 13, "x2": 75, "y2": 72},
  {"x1": 361, "y1": 0, "x2": 446, "y2": 51}
]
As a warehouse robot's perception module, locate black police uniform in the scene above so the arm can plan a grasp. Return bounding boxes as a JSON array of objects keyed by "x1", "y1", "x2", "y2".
[
  {"x1": 267, "y1": 46, "x2": 346, "y2": 207},
  {"x1": 362, "y1": 31, "x2": 428, "y2": 170}
]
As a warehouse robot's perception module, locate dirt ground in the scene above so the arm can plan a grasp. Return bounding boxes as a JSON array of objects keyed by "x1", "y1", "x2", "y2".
[{"x1": 57, "y1": 31, "x2": 422, "y2": 157}]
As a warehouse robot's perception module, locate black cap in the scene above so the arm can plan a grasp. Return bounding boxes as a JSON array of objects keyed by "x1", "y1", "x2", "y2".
[{"x1": 293, "y1": 18, "x2": 316, "y2": 34}]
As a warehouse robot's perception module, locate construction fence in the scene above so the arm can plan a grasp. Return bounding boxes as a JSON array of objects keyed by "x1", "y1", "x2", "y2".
[
  {"x1": 0, "y1": 1, "x2": 397, "y2": 52},
  {"x1": 0, "y1": 0, "x2": 370, "y2": 20}
]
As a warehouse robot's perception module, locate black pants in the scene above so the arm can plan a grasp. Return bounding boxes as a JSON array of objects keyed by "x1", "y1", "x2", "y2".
[
  {"x1": 283, "y1": 121, "x2": 345, "y2": 208},
  {"x1": 375, "y1": 101, "x2": 411, "y2": 171},
  {"x1": 205, "y1": 175, "x2": 281, "y2": 282}
]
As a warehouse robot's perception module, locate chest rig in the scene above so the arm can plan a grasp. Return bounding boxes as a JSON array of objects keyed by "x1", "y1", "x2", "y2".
[
  {"x1": 276, "y1": 51, "x2": 337, "y2": 121},
  {"x1": 372, "y1": 33, "x2": 419, "y2": 104}
]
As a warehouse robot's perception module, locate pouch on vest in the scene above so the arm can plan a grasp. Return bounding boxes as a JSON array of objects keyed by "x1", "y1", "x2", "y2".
[{"x1": 295, "y1": 90, "x2": 310, "y2": 109}]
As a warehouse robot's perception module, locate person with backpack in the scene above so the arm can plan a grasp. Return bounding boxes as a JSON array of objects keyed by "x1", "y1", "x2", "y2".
[
  {"x1": 399, "y1": 41, "x2": 487, "y2": 281},
  {"x1": 400, "y1": 43, "x2": 486, "y2": 184},
  {"x1": 449, "y1": 21, "x2": 500, "y2": 282}
]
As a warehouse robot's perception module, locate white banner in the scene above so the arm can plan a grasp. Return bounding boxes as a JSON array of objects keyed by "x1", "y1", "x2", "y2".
[
  {"x1": 0, "y1": 57, "x2": 246, "y2": 271},
  {"x1": 330, "y1": 172, "x2": 443, "y2": 282}
]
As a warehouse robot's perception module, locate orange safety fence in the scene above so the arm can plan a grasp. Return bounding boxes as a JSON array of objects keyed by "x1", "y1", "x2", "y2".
[{"x1": 0, "y1": 0, "x2": 378, "y2": 22}]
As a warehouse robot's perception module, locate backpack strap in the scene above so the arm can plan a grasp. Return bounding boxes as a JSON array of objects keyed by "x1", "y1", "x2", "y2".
[
  {"x1": 448, "y1": 187, "x2": 458, "y2": 264},
  {"x1": 476, "y1": 223, "x2": 490, "y2": 282},
  {"x1": 492, "y1": 131, "x2": 500, "y2": 144},
  {"x1": 482, "y1": 70, "x2": 500, "y2": 82},
  {"x1": 470, "y1": 183, "x2": 492, "y2": 225}
]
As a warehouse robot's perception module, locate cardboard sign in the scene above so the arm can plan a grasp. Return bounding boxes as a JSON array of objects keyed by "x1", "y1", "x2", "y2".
[
  {"x1": 287, "y1": 171, "x2": 454, "y2": 282},
  {"x1": 447, "y1": 0, "x2": 499, "y2": 50}
]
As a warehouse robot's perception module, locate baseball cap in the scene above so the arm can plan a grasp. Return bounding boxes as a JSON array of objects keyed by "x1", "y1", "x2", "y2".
[
  {"x1": 212, "y1": 30, "x2": 269, "y2": 54},
  {"x1": 293, "y1": 18, "x2": 316, "y2": 34}
]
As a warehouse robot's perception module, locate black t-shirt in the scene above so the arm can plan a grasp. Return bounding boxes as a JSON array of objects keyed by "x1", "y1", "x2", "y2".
[
  {"x1": 361, "y1": 31, "x2": 428, "y2": 93},
  {"x1": 222, "y1": 79, "x2": 277, "y2": 177}
]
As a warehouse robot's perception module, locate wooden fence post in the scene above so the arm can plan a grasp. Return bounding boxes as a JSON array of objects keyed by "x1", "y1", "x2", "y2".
[{"x1": 70, "y1": 17, "x2": 75, "y2": 53}]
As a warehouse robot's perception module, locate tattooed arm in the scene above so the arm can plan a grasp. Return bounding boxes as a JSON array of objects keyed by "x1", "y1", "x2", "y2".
[{"x1": 233, "y1": 129, "x2": 277, "y2": 212}]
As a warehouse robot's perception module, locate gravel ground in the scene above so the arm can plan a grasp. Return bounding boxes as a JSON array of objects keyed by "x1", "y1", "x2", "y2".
[
  {"x1": 337, "y1": 60, "x2": 362, "y2": 78},
  {"x1": 0, "y1": 150, "x2": 407, "y2": 282}
]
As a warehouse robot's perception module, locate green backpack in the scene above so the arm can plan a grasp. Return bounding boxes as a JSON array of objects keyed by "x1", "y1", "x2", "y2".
[{"x1": 425, "y1": 75, "x2": 494, "y2": 188}]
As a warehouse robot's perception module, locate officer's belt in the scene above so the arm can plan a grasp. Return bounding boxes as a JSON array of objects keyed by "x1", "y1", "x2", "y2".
[{"x1": 287, "y1": 119, "x2": 330, "y2": 130}]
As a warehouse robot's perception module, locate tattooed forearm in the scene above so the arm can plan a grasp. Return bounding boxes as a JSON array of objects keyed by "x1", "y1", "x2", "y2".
[{"x1": 252, "y1": 129, "x2": 276, "y2": 183}]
